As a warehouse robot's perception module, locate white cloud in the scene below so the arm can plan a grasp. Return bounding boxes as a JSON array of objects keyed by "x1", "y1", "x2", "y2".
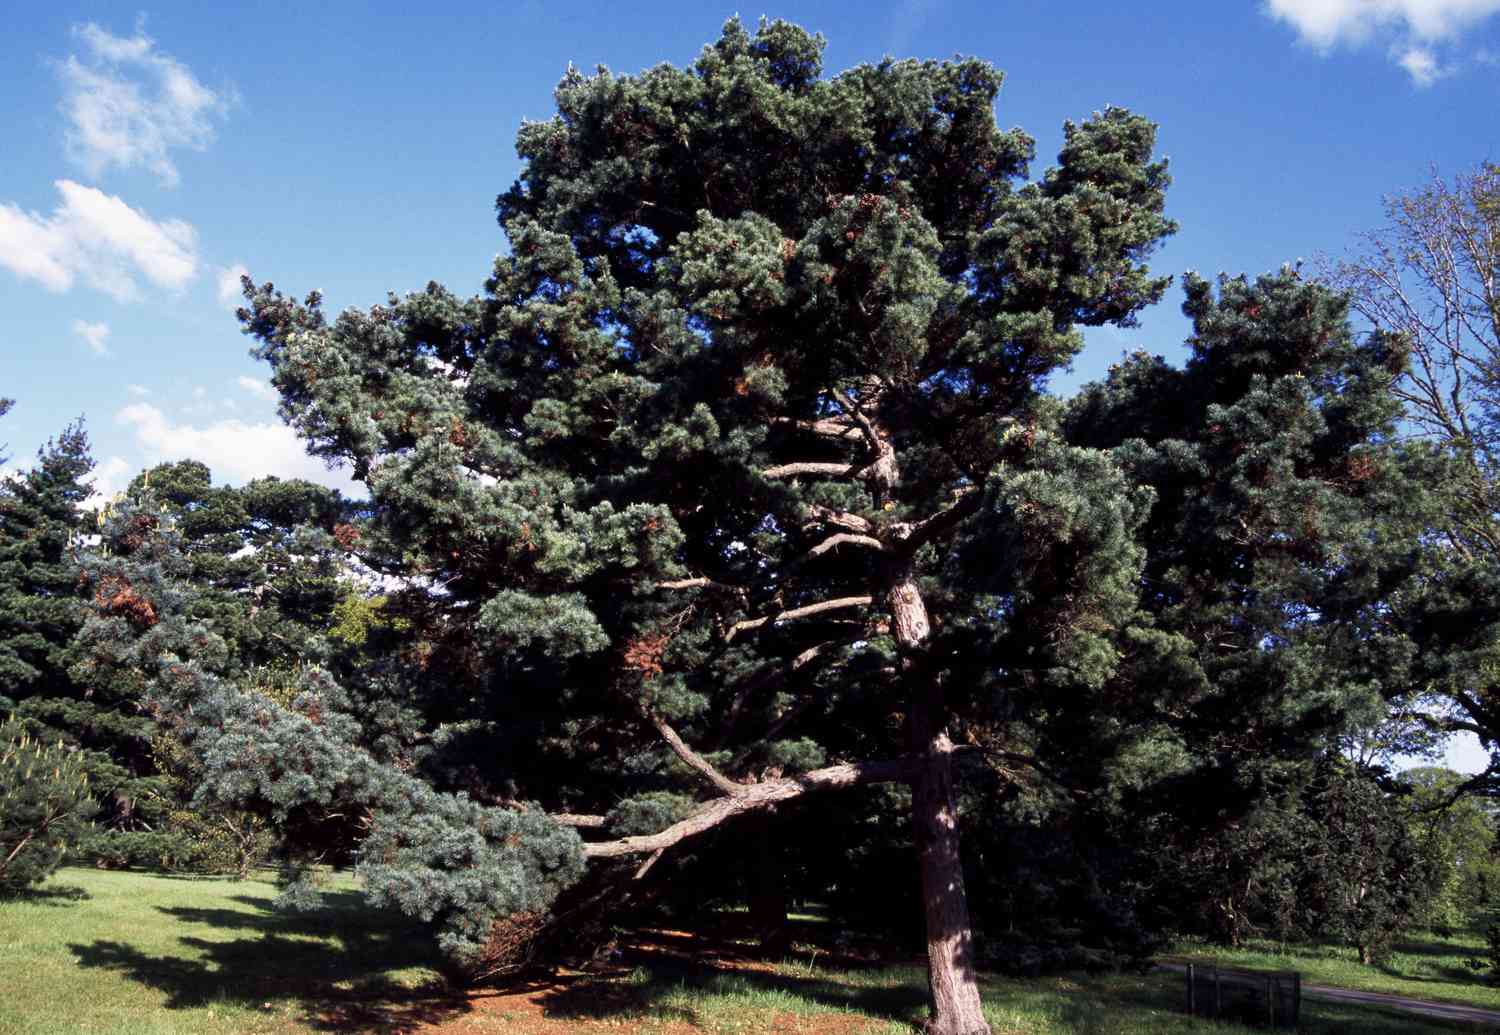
[
  {"x1": 216, "y1": 262, "x2": 250, "y2": 310},
  {"x1": 1265, "y1": 0, "x2": 1500, "y2": 83},
  {"x1": 0, "y1": 180, "x2": 197, "y2": 300},
  {"x1": 115, "y1": 402, "x2": 357, "y2": 493},
  {"x1": 236, "y1": 375, "x2": 276, "y2": 401},
  {"x1": 58, "y1": 21, "x2": 232, "y2": 187},
  {"x1": 86, "y1": 455, "x2": 133, "y2": 501},
  {"x1": 1398, "y1": 44, "x2": 1449, "y2": 82},
  {"x1": 126, "y1": 383, "x2": 150, "y2": 397},
  {"x1": 71, "y1": 318, "x2": 111, "y2": 355}
]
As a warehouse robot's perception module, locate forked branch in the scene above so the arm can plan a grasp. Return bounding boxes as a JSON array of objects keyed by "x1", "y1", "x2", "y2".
[{"x1": 580, "y1": 755, "x2": 924, "y2": 858}]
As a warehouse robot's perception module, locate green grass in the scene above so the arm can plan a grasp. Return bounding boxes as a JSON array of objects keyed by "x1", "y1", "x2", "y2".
[
  {"x1": 0, "y1": 867, "x2": 452, "y2": 1035},
  {"x1": 554, "y1": 958, "x2": 1491, "y2": 1034},
  {"x1": 0, "y1": 868, "x2": 1492, "y2": 1034},
  {"x1": 1169, "y1": 926, "x2": 1500, "y2": 1013}
]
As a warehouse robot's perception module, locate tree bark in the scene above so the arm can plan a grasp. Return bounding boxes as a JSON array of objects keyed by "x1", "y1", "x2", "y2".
[{"x1": 889, "y1": 570, "x2": 992, "y2": 1035}]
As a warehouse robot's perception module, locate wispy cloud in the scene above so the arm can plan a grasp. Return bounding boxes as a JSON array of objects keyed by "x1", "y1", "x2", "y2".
[
  {"x1": 72, "y1": 318, "x2": 111, "y2": 355},
  {"x1": 1264, "y1": 0, "x2": 1500, "y2": 85},
  {"x1": 0, "y1": 179, "x2": 197, "y2": 300},
  {"x1": 236, "y1": 375, "x2": 276, "y2": 401},
  {"x1": 57, "y1": 21, "x2": 233, "y2": 187},
  {"x1": 86, "y1": 455, "x2": 133, "y2": 501},
  {"x1": 216, "y1": 262, "x2": 249, "y2": 310}
]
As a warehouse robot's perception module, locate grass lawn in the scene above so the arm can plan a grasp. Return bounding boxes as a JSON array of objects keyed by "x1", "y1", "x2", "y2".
[
  {"x1": 0, "y1": 867, "x2": 1491, "y2": 1034},
  {"x1": 1169, "y1": 927, "x2": 1500, "y2": 1013}
]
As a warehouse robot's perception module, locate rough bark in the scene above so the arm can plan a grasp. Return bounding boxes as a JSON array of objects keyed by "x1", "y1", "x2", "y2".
[{"x1": 889, "y1": 569, "x2": 992, "y2": 1035}]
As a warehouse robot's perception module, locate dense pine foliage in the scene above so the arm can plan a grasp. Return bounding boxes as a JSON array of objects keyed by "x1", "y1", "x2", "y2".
[{"x1": 3, "y1": 22, "x2": 1500, "y2": 1035}]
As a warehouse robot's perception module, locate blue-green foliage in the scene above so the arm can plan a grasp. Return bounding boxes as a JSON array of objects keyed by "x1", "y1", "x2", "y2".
[{"x1": 70, "y1": 497, "x2": 584, "y2": 961}]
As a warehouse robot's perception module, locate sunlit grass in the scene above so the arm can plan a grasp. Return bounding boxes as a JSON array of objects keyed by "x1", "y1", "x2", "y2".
[
  {"x1": 1169, "y1": 926, "x2": 1500, "y2": 1012},
  {"x1": 0, "y1": 869, "x2": 1488, "y2": 1034}
]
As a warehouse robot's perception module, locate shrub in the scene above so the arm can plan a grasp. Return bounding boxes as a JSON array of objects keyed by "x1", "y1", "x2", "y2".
[{"x1": 0, "y1": 719, "x2": 97, "y2": 894}]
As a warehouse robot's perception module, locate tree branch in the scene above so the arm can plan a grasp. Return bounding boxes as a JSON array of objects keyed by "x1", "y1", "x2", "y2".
[
  {"x1": 580, "y1": 755, "x2": 923, "y2": 858},
  {"x1": 553, "y1": 813, "x2": 607, "y2": 828},
  {"x1": 725, "y1": 596, "x2": 873, "y2": 642},
  {"x1": 649, "y1": 714, "x2": 746, "y2": 797},
  {"x1": 894, "y1": 486, "x2": 982, "y2": 555},
  {"x1": 802, "y1": 504, "x2": 873, "y2": 535},
  {"x1": 804, "y1": 532, "x2": 885, "y2": 561},
  {"x1": 761, "y1": 461, "x2": 860, "y2": 480},
  {"x1": 772, "y1": 416, "x2": 862, "y2": 441}
]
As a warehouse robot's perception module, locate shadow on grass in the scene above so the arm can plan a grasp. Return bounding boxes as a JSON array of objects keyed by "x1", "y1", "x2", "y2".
[
  {"x1": 518, "y1": 929, "x2": 927, "y2": 1028},
  {"x1": 68, "y1": 888, "x2": 469, "y2": 1035},
  {"x1": 3, "y1": 883, "x2": 90, "y2": 904}
]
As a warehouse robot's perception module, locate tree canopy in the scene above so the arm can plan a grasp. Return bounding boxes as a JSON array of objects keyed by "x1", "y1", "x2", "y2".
[{"x1": 68, "y1": 19, "x2": 1425, "y2": 1033}]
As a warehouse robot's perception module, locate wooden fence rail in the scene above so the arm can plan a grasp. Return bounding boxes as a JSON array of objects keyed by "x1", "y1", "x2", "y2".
[{"x1": 1184, "y1": 961, "x2": 1300, "y2": 1030}]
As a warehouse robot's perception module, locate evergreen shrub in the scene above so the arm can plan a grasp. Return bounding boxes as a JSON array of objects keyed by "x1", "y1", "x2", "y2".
[{"x1": 0, "y1": 718, "x2": 97, "y2": 893}]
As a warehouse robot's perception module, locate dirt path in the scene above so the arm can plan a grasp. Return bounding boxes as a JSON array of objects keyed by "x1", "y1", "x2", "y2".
[
  {"x1": 1159, "y1": 962, "x2": 1500, "y2": 1029},
  {"x1": 1301, "y1": 983, "x2": 1500, "y2": 1028}
]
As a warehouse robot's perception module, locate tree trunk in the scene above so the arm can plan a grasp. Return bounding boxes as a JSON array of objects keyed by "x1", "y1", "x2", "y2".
[
  {"x1": 746, "y1": 810, "x2": 792, "y2": 955},
  {"x1": 889, "y1": 570, "x2": 992, "y2": 1035}
]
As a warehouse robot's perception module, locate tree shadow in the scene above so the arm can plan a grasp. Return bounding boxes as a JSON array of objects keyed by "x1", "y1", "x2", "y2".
[
  {"x1": 2, "y1": 883, "x2": 90, "y2": 904},
  {"x1": 522, "y1": 931, "x2": 928, "y2": 1027},
  {"x1": 68, "y1": 888, "x2": 470, "y2": 1034}
]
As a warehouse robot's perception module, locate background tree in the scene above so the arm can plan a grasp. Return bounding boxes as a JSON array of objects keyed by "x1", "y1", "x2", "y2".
[
  {"x1": 1331, "y1": 163, "x2": 1500, "y2": 547},
  {"x1": 1060, "y1": 267, "x2": 1430, "y2": 957},
  {"x1": 1329, "y1": 165, "x2": 1500, "y2": 792},
  {"x1": 0, "y1": 425, "x2": 168, "y2": 865},
  {"x1": 1403, "y1": 766, "x2": 1499, "y2": 933}
]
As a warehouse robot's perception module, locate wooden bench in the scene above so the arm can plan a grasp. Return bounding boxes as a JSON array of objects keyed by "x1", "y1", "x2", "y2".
[{"x1": 1182, "y1": 961, "x2": 1301, "y2": 1029}]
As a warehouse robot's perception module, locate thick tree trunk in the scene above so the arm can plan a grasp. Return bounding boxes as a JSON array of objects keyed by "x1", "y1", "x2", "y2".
[
  {"x1": 889, "y1": 571, "x2": 992, "y2": 1035},
  {"x1": 746, "y1": 810, "x2": 792, "y2": 955}
]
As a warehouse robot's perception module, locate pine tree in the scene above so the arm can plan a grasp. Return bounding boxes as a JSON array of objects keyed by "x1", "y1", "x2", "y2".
[
  {"x1": 0, "y1": 425, "x2": 177, "y2": 864},
  {"x1": 0, "y1": 422, "x2": 93, "y2": 704},
  {"x1": 233, "y1": 20, "x2": 1175, "y2": 1030}
]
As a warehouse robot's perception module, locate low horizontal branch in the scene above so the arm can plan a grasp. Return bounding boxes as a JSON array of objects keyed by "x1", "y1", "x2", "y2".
[{"x1": 580, "y1": 755, "x2": 922, "y2": 858}]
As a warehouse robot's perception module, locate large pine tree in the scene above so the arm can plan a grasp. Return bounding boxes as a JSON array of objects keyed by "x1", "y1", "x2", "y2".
[{"x1": 234, "y1": 20, "x2": 1174, "y2": 1031}]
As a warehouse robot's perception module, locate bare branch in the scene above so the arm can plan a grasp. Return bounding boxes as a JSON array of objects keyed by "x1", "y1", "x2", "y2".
[
  {"x1": 581, "y1": 756, "x2": 923, "y2": 858},
  {"x1": 721, "y1": 638, "x2": 847, "y2": 741},
  {"x1": 761, "y1": 461, "x2": 859, "y2": 480},
  {"x1": 633, "y1": 848, "x2": 666, "y2": 880},
  {"x1": 649, "y1": 714, "x2": 746, "y2": 797},
  {"x1": 772, "y1": 415, "x2": 862, "y2": 441},
  {"x1": 725, "y1": 595, "x2": 873, "y2": 642},
  {"x1": 804, "y1": 532, "x2": 885, "y2": 561},
  {"x1": 655, "y1": 577, "x2": 745, "y2": 594},
  {"x1": 895, "y1": 486, "x2": 982, "y2": 555},
  {"x1": 553, "y1": 813, "x2": 607, "y2": 828},
  {"x1": 802, "y1": 504, "x2": 874, "y2": 535}
]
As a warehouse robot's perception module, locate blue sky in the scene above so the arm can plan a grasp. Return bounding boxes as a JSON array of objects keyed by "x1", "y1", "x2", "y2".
[{"x1": 4, "y1": 2, "x2": 1497, "y2": 765}]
